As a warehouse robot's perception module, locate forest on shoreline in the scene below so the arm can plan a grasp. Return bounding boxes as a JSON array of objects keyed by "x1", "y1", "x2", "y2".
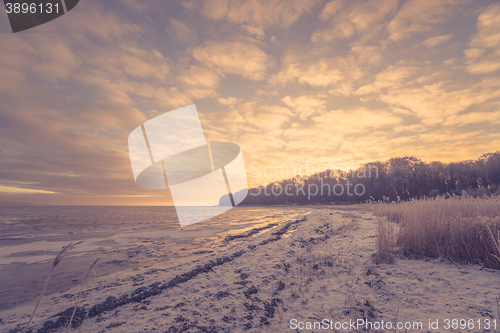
[{"x1": 229, "y1": 151, "x2": 500, "y2": 205}]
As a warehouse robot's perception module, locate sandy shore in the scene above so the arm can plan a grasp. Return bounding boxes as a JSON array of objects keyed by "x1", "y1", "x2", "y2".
[{"x1": 2, "y1": 206, "x2": 500, "y2": 332}]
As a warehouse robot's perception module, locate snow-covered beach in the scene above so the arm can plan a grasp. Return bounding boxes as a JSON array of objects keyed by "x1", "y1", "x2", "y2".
[{"x1": 2, "y1": 206, "x2": 500, "y2": 333}]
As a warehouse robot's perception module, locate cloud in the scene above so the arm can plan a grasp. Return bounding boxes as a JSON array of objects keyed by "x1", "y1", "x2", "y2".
[
  {"x1": 319, "y1": 0, "x2": 347, "y2": 21},
  {"x1": 199, "y1": 100, "x2": 298, "y2": 169},
  {"x1": 388, "y1": 0, "x2": 465, "y2": 42},
  {"x1": 28, "y1": 36, "x2": 82, "y2": 81},
  {"x1": 465, "y1": 3, "x2": 500, "y2": 74},
  {"x1": 217, "y1": 97, "x2": 238, "y2": 105},
  {"x1": 239, "y1": 132, "x2": 287, "y2": 157},
  {"x1": 75, "y1": 42, "x2": 171, "y2": 91},
  {"x1": 177, "y1": 66, "x2": 220, "y2": 99},
  {"x1": 466, "y1": 56, "x2": 500, "y2": 74},
  {"x1": 0, "y1": 91, "x2": 148, "y2": 199},
  {"x1": 201, "y1": 0, "x2": 319, "y2": 29},
  {"x1": 1, "y1": 0, "x2": 499, "y2": 204},
  {"x1": 311, "y1": 20, "x2": 355, "y2": 42},
  {"x1": 282, "y1": 94, "x2": 327, "y2": 120},
  {"x1": 119, "y1": 81, "x2": 156, "y2": 99},
  {"x1": 0, "y1": 36, "x2": 36, "y2": 93},
  {"x1": 235, "y1": 101, "x2": 293, "y2": 131},
  {"x1": 57, "y1": 2, "x2": 143, "y2": 40},
  {"x1": 469, "y1": 3, "x2": 500, "y2": 49},
  {"x1": 355, "y1": 65, "x2": 417, "y2": 95},
  {"x1": 155, "y1": 87, "x2": 193, "y2": 109},
  {"x1": 73, "y1": 43, "x2": 171, "y2": 105},
  {"x1": 201, "y1": 100, "x2": 294, "y2": 146},
  {"x1": 349, "y1": 44, "x2": 384, "y2": 66},
  {"x1": 169, "y1": 18, "x2": 198, "y2": 44},
  {"x1": 240, "y1": 25, "x2": 266, "y2": 38},
  {"x1": 312, "y1": 0, "x2": 398, "y2": 42},
  {"x1": 444, "y1": 110, "x2": 500, "y2": 126},
  {"x1": 193, "y1": 41, "x2": 270, "y2": 80},
  {"x1": 127, "y1": 46, "x2": 169, "y2": 79},
  {"x1": 0, "y1": 33, "x2": 81, "y2": 84},
  {"x1": 312, "y1": 107, "x2": 402, "y2": 133},
  {"x1": 384, "y1": 129, "x2": 500, "y2": 164},
  {"x1": 202, "y1": 0, "x2": 228, "y2": 19},
  {"x1": 275, "y1": 107, "x2": 402, "y2": 166},
  {"x1": 118, "y1": 47, "x2": 170, "y2": 80},
  {"x1": 272, "y1": 55, "x2": 363, "y2": 96},
  {"x1": 121, "y1": 0, "x2": 154, "y2": 12},
  {"x1": 0, "y1": 185, "x2": 57, "y2": 194},
  {"x1": 379, "y1": 77, "x2": 500, "y2": 125},
  {"x1": 421, "y1": 34, "x2": 453, "y2": 48},
  {"x1": 464, "y1": 48, "x2": 485, "y2": 59}
]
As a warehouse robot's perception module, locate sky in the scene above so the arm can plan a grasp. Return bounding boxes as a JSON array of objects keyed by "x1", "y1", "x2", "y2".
[{"x1": 0, "y1": 0, "x2": 499, "y2": 205}]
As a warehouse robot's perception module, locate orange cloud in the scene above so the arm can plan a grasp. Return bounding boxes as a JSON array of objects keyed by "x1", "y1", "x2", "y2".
[
  {"x1": 201, "y1": 0, "x2": 319, "y2": 29},
  {"x1": 421, "y1": 34, "x2": 453, "y2": 48},
  {"x1": 388, "y1": 0, "x2": 465, "y2": 41},
  {"x1": 193, "y1": 41, "x2": 270, "y2": 80},
  {"x1": 466, "y1": 3, "x2": 500, "y2": 74},
  {"x1": 312, "y1": 0, "x2": 398, "y2": 42}
]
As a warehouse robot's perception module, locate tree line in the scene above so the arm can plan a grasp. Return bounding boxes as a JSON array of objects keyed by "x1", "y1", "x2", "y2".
[{"x1": 232, "y1": 151, "x2": 500, "y2": 205}]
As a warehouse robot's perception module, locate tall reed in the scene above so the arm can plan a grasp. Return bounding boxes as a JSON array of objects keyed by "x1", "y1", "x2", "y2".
[
  {"x1": 373, "y1": 196, "x2": 500, "y2": 269},
  {"x1": 22, "y1": 241, "x2": 83, "y2": 333},
  {"x1": 65, "y1": 257, "x2": 100, "y2": 332}
]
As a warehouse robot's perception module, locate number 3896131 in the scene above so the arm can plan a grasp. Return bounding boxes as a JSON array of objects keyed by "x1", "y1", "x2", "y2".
[{"x1": 5, "y1": 2, "x2": 60, "y2": 14}]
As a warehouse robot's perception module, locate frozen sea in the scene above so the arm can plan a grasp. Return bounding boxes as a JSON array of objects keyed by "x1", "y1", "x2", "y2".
[{"x1": 0, "y1": 205, "x2": 300, "y2": 312}]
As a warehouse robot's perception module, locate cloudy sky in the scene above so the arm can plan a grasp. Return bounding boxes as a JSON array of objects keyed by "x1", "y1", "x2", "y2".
[{"x1": 0, "y1": 0, "x2": 499, "y2": 205}]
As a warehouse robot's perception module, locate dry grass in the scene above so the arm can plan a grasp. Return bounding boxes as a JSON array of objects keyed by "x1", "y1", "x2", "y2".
[
  {"x1": 22, "y1": 241, "x2": 83, "y2": 333},
  {"x1": 374, "y1": 217, "x2": 396, "y2": 264},
  {"x1": 66, "y1": 257, "x2": 100, "y2": 332},
  {"x1": 372, "y1": 195, "x2": 500, "y2": 269}
]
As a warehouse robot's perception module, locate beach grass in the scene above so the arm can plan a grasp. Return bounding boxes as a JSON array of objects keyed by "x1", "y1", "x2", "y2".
[
  {"x1": 65, "y1": 257, "x2": 100, "y2": 332},
  {"x1": 372, "y1": 195, "x2": 500, "y2": 269},
  {"x1": 22, "y1": 241, "x2": 83, "y2": 333}
]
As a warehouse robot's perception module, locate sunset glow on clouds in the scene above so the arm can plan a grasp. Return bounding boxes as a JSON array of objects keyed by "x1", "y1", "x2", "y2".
[{"x1": 0, "y1": 0, "x2": 499, "y2": 204}]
